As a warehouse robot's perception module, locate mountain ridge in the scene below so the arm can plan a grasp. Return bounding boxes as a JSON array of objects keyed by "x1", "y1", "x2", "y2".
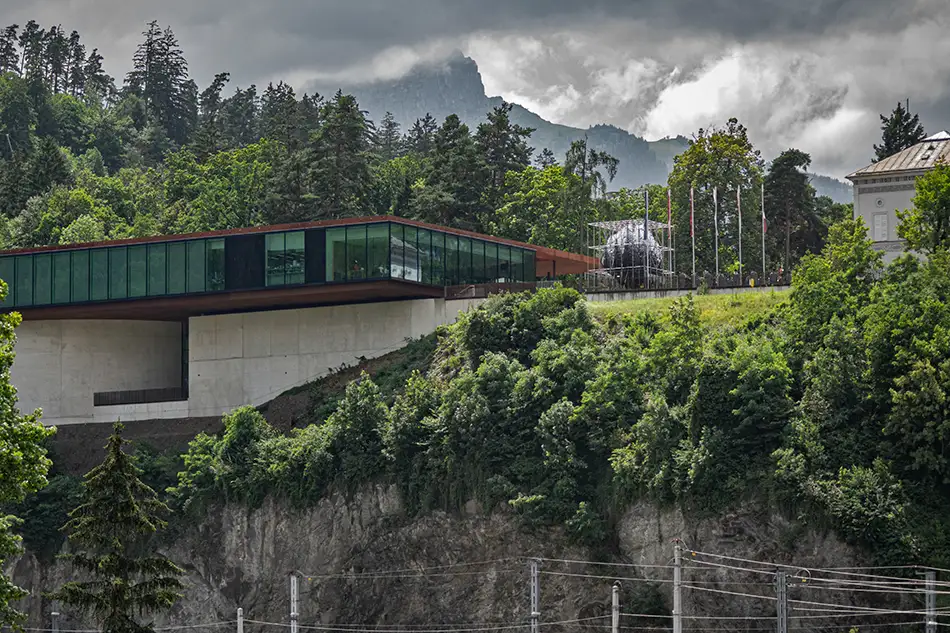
[{"x1": 309, "y1": 53, "x2": 852, "y2": 202}]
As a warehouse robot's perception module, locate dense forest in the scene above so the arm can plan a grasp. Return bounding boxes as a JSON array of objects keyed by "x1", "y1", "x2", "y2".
[
  {"x1": 17, "y1": 215, "x2": 950, "y2": 574},
  {"x1": 0, "y1": 20, "x2": 848, "y2": 271}
]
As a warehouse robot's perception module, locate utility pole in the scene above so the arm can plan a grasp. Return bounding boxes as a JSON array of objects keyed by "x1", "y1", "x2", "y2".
[
  {"x1": 237, "y1": 608, "x2": 244, "y2": 633},
  {"x1": 926, "y1": 571, "x2": 936, "y2": 633},
  {"x1": 776, "y1": 571, "x2": 788, "y2": 633},
  {"x1": 50, "y1": 608, "x2": 59, "y2": 633},
  {"x1": 673, "y1": 542, "x2": 682, "y2": 633},
  {"x1": 612, "y1": 581, "x2": 621, "y2": 633},
  {"x1": 290, "y1": 573, "x2": 299, "y2": 633},
  {"x1": 530, "y1": 558, "x2": 540, "y2": 633}
]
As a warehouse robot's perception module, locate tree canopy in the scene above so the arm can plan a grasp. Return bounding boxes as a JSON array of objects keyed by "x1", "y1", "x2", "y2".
[
  {"x1": 874, "y1": 101, "x2": 926, "y2": 162},
  {"x1": 50, "y1": 423, "x2": 183, "y2": 633}
]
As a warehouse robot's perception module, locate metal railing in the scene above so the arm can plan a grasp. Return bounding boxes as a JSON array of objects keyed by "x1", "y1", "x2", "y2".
[{"x1": 93, "y1": 386, "x2": 188, "y2": 407}]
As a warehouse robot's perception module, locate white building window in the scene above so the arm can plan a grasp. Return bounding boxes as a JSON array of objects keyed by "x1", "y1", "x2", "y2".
[{"x1": 873, "y1": 213, "x2": 889, "y2": 242}]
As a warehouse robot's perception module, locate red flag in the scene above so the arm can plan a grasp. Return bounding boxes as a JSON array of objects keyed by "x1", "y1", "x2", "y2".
[{"x1": 689, "y1": 187, "x2": 695, "y2": 237}]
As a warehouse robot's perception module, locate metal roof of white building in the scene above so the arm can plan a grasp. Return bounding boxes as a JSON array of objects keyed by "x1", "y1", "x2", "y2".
[{"x1": 848, "y1": 131, "x2": 950, "y2": 180}]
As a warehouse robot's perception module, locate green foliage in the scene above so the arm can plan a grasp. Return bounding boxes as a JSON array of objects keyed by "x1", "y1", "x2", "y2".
[
  {"x1": 0, "y1": 284, "x2": 53, "y2": 626},
  {"x1": 51, "y1": 423, "x2": 183, "y2": 633},
  {"x1": 897, "y1": 161, "x2": 950, "y2": 254},
  {"x1": 874, "y1": 101, "x2": 926, "y2": 162}
]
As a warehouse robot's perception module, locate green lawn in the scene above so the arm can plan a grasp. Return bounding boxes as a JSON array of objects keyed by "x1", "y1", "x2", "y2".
[{"x1": 588, "y1": 288, "x2": 791, "y2": 326}]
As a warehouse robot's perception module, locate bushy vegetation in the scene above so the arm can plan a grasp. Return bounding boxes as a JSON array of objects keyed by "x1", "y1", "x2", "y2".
[{"x1": 164, "y1": 219, "x2": 950, "y2": 563}]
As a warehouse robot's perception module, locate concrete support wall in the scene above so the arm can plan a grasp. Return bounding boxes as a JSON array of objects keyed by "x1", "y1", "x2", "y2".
[
  {"x1": 185, "y1": 298, "x2": 481, "y2": 419},
  {"x1": 12, "y1": 320, "x2": 182, "y2": 426}
]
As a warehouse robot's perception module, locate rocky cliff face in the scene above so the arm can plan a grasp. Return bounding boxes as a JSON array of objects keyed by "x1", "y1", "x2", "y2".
[{"x1": 14, "y1": 488, "x2": 883, "y2": 632}]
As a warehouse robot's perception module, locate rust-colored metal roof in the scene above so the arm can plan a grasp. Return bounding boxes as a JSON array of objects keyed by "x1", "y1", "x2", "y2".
[{"x1": 848, "y1": 134, "x2": 950, "y2": 180}]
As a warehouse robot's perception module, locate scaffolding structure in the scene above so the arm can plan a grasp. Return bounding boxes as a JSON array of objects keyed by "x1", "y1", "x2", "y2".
[{"x1": 585, "y1": 217, "x2": 676, "y2": 291}]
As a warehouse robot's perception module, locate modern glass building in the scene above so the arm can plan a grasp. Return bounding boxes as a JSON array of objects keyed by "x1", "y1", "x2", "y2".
[{"x1": 0, "y1": 219, "x2": 543, "y2": 312}]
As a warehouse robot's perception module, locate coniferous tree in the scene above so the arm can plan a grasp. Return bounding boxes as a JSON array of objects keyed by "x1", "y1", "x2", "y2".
[
  {"x1": 476, "y1": 101, "x2": 533, "y2": 188},
  {"x1": 82, "y1": 48, "x2": 111, "y2": 104},
  {"x1": 125, "y1": 22, "x2": 193, "y2": 146},
  {"x1": 220, "y1": 85, "x2": 259, "y2": 147},
  {"x1": 874, "y1": 101, "x2": 926, "y2": 162},
  {"x1": 261, "y1": 81, "x2": 299, "y2": 147},
  {"x1": 764, "y1": 148, "x2": 821, "y2": 268},
  {"x1": 44, "y1": 26, "x2": 69, "y2": 93},
  {"x1": 307, "y1": 91, "x2": 373, "y2": 218},
  {"x1": 0, "y1": 25, "x2": 19, "y2": 75},
  {"x1": 406, "y1": 113, "x2": 437, "y2": 155},
  {"x1": 67, "y1": 30, "x2": 85, "y2": 97},
  {"x1": 50, "y1": 423, "x2": 183, "y2": 633},
  {"x1": 194, "y1": 71, "x2": 230, "y2": 158},
  {"x1": 18, "y1": 20, "x2": 45, "y2": 81},
  {"x1": 411, "y1": 114, "x2": 486, "y2": 229},
  {"x1": 564, "y1": 137, "x2": 618, "y2": 198},
  {"x1": 536, "y1": 147, "x2": 557, "y2": 168},
  {"x1": 375, "y1": 111, "x2": 402, "y2": 161}
]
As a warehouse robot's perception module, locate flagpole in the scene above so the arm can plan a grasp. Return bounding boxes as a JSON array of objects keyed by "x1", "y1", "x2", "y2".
[
  {"x1": 761, "y1": 181, "x2": 766, "y2": 280},
  {"x1": 713, "y1": 186, "x2": 719, "y2": 282},
  {"x1": 737, "y1": 186, "x2": 743, "y2": 284},
  {"x1": 690, "y1": 186, "x2": 696, "y2": 286},
  {"x1": 644, "y1": 188, "x2": 650, "y2": 290},
  {"x1": 667, "y1": 188, "x2": 673, "y2": 282}
]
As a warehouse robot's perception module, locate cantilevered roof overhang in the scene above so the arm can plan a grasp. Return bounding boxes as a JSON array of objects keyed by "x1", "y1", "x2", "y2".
[{"x1": 0, "y1": 216, "x2": 597, "y2": 321}]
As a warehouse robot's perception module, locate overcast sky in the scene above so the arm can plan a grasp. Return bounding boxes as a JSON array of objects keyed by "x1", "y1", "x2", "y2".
[{"x1": 6, "y1": 0, "x2": 949, "y2": 178}]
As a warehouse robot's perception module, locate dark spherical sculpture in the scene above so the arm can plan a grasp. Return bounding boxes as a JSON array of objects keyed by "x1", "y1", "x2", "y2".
[{"x1": 601, "y1": 224, "x2": 661, "y2": 289}]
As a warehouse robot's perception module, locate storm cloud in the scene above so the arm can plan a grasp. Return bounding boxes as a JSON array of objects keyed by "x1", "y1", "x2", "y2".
[{"x1": 4, "y1": 0, "x2": 949, "y2": 177}]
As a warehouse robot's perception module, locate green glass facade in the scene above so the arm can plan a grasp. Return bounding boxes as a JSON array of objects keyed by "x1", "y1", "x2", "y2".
[{"x1": 0, "y1": 222, "x2": 537, "y2": 310}]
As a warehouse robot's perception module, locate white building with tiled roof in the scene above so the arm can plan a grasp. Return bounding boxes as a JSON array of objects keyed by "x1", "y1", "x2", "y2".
[{"x1": 847, "y1": 131, "x2": 950, "y2": 263}]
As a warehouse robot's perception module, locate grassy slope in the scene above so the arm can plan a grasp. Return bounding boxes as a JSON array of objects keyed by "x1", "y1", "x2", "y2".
[
  {"x1": 588, "y1": 289, "x2": 790, "y2": 326},
  {"x1": 269, "y1": 291, "x2": 790, "y2": 427}
]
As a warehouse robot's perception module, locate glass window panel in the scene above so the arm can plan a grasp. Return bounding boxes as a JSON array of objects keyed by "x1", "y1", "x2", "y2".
[
  {"x1": 128, "y1": 245, "x2": 147, "y2": 298},
  {"x1": 0, "y1": 257, "x2": 14, "y2": 308},
  {"x1": 33, "y1": 254, "x2": 52, "y2": 305},
  {"x1": 431, "y1": 232, "x2": 445, "y2": 286},
  {"x1": 346, "y1": 225, "x2": 367, "y2": 281},
  {"x1": 72, "y1": 250, "x2": 89, "y2": 302},
  {"x1": 266, "y1": 232, "x2": 286, "y2": 287},
  {"x1": 524, "y1": 250, "x2": 535, "y2": 282},
  {"x1": 367, "y1": 224, "x2": 390, "y2": 279},
  {"x1": 285, "y1": 232, "x2": 305, "y2": 285},
  {"x1": 90, "y1": 250, "x2": 108, "y2": 301},
  {"x1": 497, "y1": 246, "x2": 510, "y2": 282},
  {"x1": 109, "y1": 247, "x2": 127, "y2": 299},
  {"x1": 207, "y1": 239, "x2": 225, "y2": 291},
  {"x1": 148, "y1": 243, "x2": 167, "y2": 296},
  {"x1": 459, "y1": 238, "x2": 472, "y2": 284},
  {"x1": 167, "y1": 242, "x2": 186, "y2": 294},
  {"x1": 53, "y1": 252, "x2": 71, "y2": 304},
  {"x1": 326, "y1": 228, "x2": 347, "y2": 282},
  {"x1": 444, "y1": 235, "x2": 458, "y2": 286},
  {"x1": 402, "y1": 226, "x2": 419, "y2": 282},
  {"x1": 14, "y1": 256, "x2": 32, "y2": 307},
  {"x1": 472, "y1": 240, "x2": 485, "y2": 284},
  {"x1": 485, "y1": 243, "x2": 498, "y2": 283},
  {"x1": 390, "y1": 224, "x2": 406, "y2": 280},
  {"x1": 186, "y1": 240, "x2": 206, "y2": 293},
  {"x1": 419, "y1": 229, "x2": 432, "y2": 285}
]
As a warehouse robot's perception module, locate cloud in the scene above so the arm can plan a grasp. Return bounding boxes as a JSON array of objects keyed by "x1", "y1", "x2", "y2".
[{"x1": 2, "y1": 0, "x2": 949, "y2": 177}]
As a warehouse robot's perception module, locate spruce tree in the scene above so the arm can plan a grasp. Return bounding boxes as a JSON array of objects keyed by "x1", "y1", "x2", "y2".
[
  {"x1": 51, "y1": 423, "x2": 183, "y2": 633},
  {"x1": 535, "y1": 147, "x2": 557, "y2": 168},
  {"x1": 375, "y1": 112, "x2": 402, "y2": 161},
  {"x1": 0, "y1": 25, "x2": 19, "y2": 75},
  {"x1": 406, "y1": 113, "x2": 437, "y2": 155},
  {"x1": 308, "y1": 91, "x2": 373, "y2": 218},
  {"x1": 874, "y1": 101, "x2": 926, "y2": 162}
]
